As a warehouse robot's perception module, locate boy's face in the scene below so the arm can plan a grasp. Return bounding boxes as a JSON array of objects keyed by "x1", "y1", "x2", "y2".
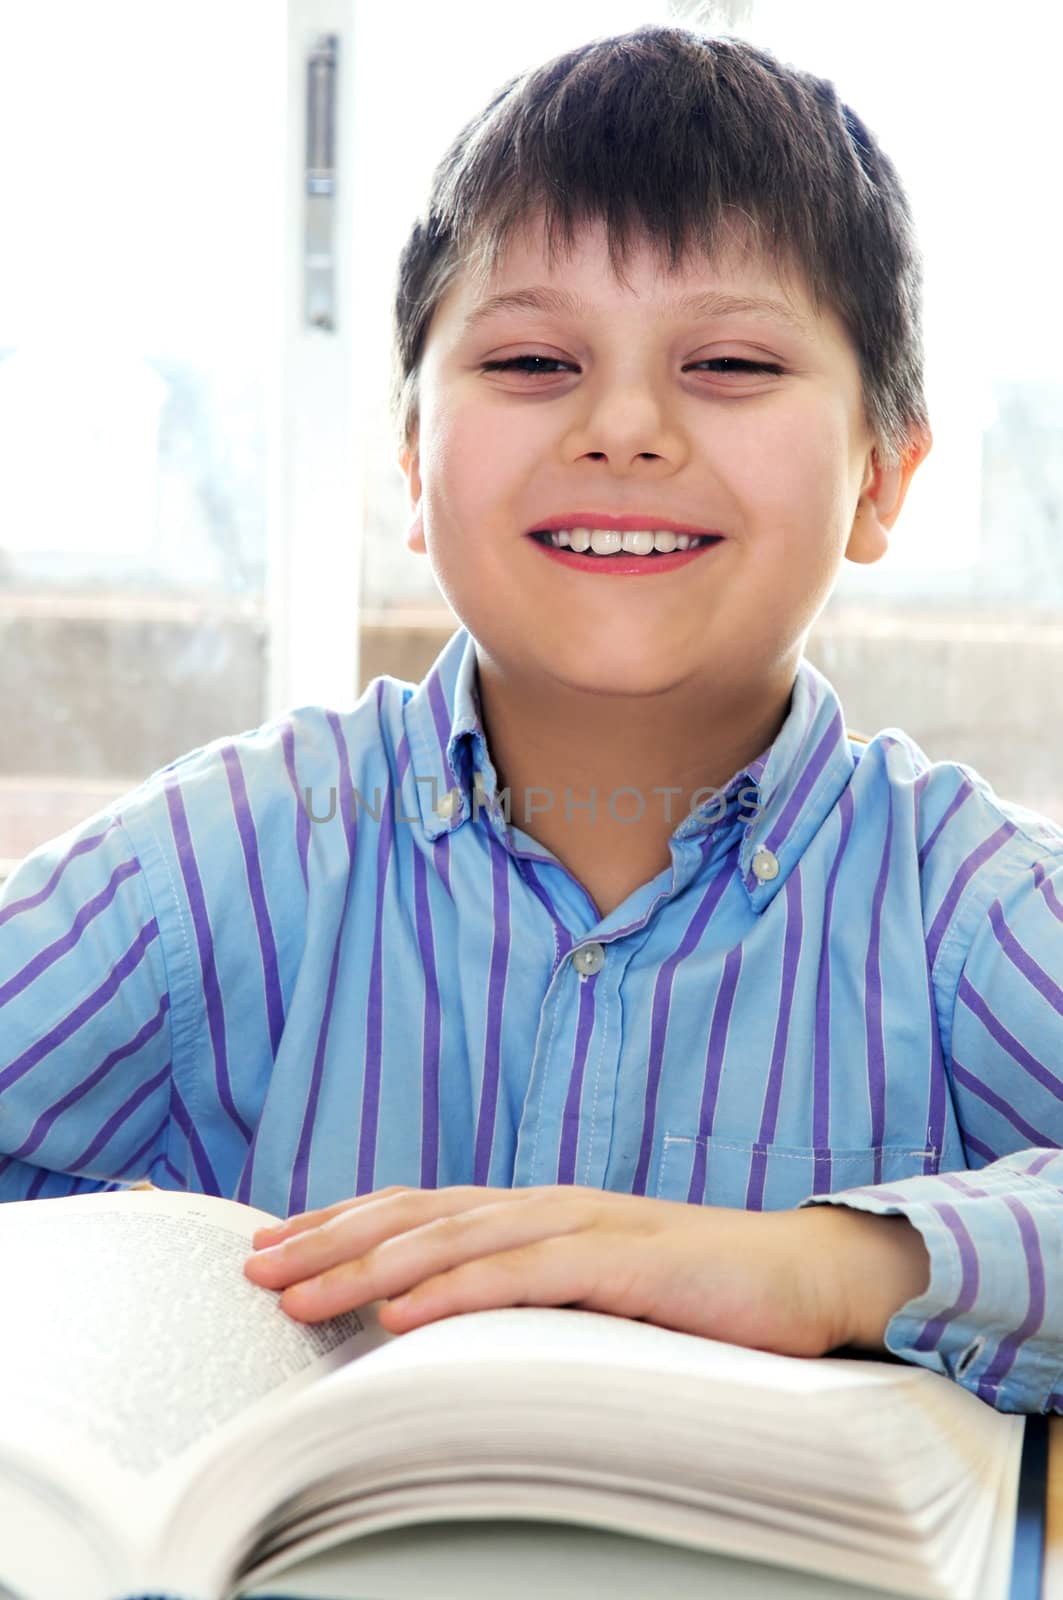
[{"x1": 398, "y1": 214, "x2": 927, "y2": 706}]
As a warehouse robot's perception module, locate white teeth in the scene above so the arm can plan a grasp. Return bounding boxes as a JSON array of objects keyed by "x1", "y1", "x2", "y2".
[
  {"x1": 589, "y1": 530, "x2": 623, "y2": 555},
  {"x1": 545, "y1": 527, "x2": 707, "y2": 555},
  {"x1": 622, "y1": 531, "x2": 655, "y2": 555}
]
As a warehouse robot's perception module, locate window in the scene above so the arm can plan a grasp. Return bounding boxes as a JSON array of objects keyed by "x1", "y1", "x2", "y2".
[
  {"x1": 0, "y1": 1, "x2": 286, "y2": 867},
  {"x1": 2, "y1": 0, "x2": 1059, "y2": 880}
]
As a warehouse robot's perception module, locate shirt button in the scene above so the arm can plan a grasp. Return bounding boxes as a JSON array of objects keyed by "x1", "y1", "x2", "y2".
[
  {"x1": 572, "y1": 942, "x2": 606, "y2": 975},
  {"x1": 751, "y1": 846, "x2": 779, "y2": 881},
  {"x1": 436, "y1": 786, "x2": 462, "y2": 819}
]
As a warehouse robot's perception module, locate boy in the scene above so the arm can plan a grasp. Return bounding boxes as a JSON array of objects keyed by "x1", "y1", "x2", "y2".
[{"x1": 3, "y1": 26, "x2": 1062, "y2": 1412}]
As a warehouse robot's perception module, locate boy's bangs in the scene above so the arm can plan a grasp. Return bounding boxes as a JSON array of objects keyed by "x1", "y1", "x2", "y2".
[{"x1": 461, "y1": 196, "x2": 811, "y2": 312}]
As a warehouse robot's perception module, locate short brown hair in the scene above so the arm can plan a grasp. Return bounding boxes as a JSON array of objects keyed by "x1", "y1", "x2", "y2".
[{"x1": 389, "y1": 24, "x2": 930, "y2": 472}]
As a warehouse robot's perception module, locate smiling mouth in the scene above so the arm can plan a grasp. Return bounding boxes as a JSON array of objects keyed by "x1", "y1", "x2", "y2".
[
  {"x1": 529, "y1": 530, "x2": 722, "y2": 556},
  {"x1": 527, "y1": 530, "x2": 724, "y2": 574}
]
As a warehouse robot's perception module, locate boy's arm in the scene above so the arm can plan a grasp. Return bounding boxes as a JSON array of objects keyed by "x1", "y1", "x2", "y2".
[
  {"x1": 798, "y1": 844, "x2": 1063, "y2": 1414},
  {"x1": 0, "y1": 811, "x2": 174, "y2": 1201}
]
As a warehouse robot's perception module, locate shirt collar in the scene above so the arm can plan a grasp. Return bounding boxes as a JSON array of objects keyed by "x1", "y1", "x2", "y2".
[{"x1": 402, "y1": 625, "x2": 857, "y2": 913}]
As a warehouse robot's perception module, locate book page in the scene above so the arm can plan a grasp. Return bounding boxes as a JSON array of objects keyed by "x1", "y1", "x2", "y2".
[{"x1": 0, "y1": 1190, "x2": 387, "y2": 1484}]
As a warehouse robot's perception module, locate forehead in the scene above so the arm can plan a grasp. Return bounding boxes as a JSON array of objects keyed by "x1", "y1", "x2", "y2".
[{"x1": 437, "y1": 211, "x2": 832, "y2": 344}]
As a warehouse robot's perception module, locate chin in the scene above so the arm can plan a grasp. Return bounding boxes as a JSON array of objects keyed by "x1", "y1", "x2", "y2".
[{"x1": 542, "y1": 657, "x2": 694, "y2": 699}]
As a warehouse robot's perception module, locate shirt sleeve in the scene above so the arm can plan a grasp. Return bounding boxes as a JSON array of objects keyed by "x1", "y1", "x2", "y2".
[
  {"x1": 799, "y1": 843, "x2": 1063, "y2": 1414},
  {"x1": 0, "y1": 811, "x2": 174, "y2": 1201}
]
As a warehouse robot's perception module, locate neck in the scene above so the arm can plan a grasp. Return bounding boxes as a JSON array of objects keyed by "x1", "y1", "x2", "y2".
[{"x1": 473, "y1": 655, "x2": 797, "y2": 850}]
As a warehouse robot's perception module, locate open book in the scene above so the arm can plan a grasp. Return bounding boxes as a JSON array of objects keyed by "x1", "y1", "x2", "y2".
[{"x1": 0, "y1": 1187, "x2": 1029, "y2": 1600}]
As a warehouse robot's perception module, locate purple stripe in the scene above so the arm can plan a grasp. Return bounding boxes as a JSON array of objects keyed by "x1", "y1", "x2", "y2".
[
  {"x1": 987, "y1": 894, "x2": 1063, "y2": 1014},
  {"x1": 763, "y1": 706, "x2": 843, "y2": 858},
  {"x1": 811, "y1": 787, "x2": 855, "y2": 1192},
  {"x1": 120, "y1": 1120, "x2": 171, "y2": 1183},
  {"x1": 916, "y1": 779, "x2": 972, "y2": 872},
  {"x1": 473, "y1": 836, "x2": 511, "y2": 1185},
  {"x1": 1034, "y1": 858, "x2": 1063, "y2": 920},
  {"x1": 357, "y1": 688, "x2": 394, "y2": 1195},
  {"x1": 0, "y1": 821, "x2": 119, "y2": 927},
  {"x1": 1025, "y1": 1148, "x2": 1063, "y2": 1176},
  {"x1": 413, "y1": 845, "x2": 442, "y2": 1188},
  {"x1": 910, "y1": 1199, "x2": 979, "y2": 1350},
  {"x1": 963, "y1": 1129, "x2": 997, "y2": 1164},
  {"x1": 978, "y1": 1196, "x2": 1046, "y2": 1394},
  {"x1": 926, "y1": 821, "x2": 1014, "y2": 969},
  {"x1": 951, "y1": 1058, "x2": 1057, "y2": 1145},
  {"x1": 289, "y1": 906, "x2": 348, "y2": 1213},
  {"x1": 956, "y1": 973, "x2": 1063, "y2": 1097},
  {"x1": 13, "y1": 995, "x2": 171, "y2": 1158},
  {"x1": 236, "y1": 1118, "x2": 265, "y2": 1207},
  {"x1": 222, "y1": 745, "x2": 286, "y2": 1057},
  {"x1": 396, "y1": 724, "x2": 457, "y2": 898},
  {"x1": 747, "y1": 873, "x2": 803, "y2": 1208},
  {"x1": 161, "y1": 1154, "x2": 185, "y2": 1186},
  {"x1": 687, "y1": 943, "x2": 743, "y2": 1202},
  {"x1": 558, "y1": 972, "x2": 597, "y2": 1185},
  {"x1": 169, "y1": 1080, "x2": 221, "y2": 1193},
  {"x1": 0, "y1": 921, "x2": 161, "y2": 1092},
  {"x1": 517, "y1": 859, "x2": 575, "y2": 965},
  {"x1": 0, "y1": 858, "x2": 142, "y2": 1006},
  {"x1": 426, "y1": 667, "x2": 456, "y2": 800},
  {"x1": 865, "y1": 798, "x2": 893, "y2": 1155},
  {"x1": 280, "y1": 720, "x2": 310, "y2": 893},
  {"x1": 939, "y1": 1171, "x2": 990, "y2": 1196},
  {"x1": 632, "y1": 856, "x2": 733, "y2": 1195},
  {"x1": 69, "y1": 1063, "x2": 171, "y2": 1170},
  {"x1": 289, "y1": 710, "x2": 362, "y2": 1210},
  {"x1": 164, "y1": 779, "x2": 252, "y2": 1144},
  {"x1": 923, "y1": 958, "x2": 949, "y2": 1164},
  {"x1": 695, "y1": 944, "x2": 743, "y2": 1139}
]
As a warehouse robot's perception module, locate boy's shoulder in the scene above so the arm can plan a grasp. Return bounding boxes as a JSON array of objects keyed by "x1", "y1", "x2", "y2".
[
  {"x1": 841, "y1": 716, "x2": 1063, "y2": 952},
  {"x1": 105, "y1": 673, "x2": 417, "y2": 870},
  {"x1": 124, "y1": 673, "x2": 411, "y2": 803},
  {"x1": 847, "y1": 716, "x2": 1063, "y2": 856}
]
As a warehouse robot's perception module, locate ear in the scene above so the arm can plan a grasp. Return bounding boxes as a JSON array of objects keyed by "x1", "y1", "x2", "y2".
[
  {"x1": 397, "y1": 442, "x2": 427, "y2": 556},
  {"x1": 846, "y1": 425, "x2": 934, "y2": 567}
]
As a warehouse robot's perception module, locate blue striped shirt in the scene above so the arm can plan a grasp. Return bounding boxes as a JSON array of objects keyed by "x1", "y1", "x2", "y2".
[{"x1": 2, "y1": 624, "x2": 1063, "y2": 1413}]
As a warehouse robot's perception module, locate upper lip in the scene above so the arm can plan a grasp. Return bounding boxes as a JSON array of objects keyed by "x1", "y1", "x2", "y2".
[{"x1": 526, "y1": 513, "x2": 724, "y2": 537}]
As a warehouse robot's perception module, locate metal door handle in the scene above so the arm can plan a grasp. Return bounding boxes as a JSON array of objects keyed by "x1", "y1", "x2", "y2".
[{"x1": 305, "y1": 33, "x2": 338, "y2": 331}]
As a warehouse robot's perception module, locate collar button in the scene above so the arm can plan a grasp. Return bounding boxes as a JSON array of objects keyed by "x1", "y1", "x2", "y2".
[
  {"x1": 436, "y1": 786, "x2": 462, "y2": 819},
  {"x1": 751, "y1": 846, "x2": 779, "y2": 882}
]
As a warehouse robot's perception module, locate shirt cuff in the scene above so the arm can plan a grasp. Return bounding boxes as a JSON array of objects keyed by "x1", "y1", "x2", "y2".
[{"x1": 797, "y1": 1158, "x2": 1063, "y2": 1414}]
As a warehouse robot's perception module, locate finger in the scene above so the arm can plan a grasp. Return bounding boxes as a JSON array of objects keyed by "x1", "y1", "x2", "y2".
[
  {"x1": 245, "y1": 1184, "x2": 545, "y2": 1280},
  {"x1": 250, "y1": 1185, "x2": 411, "y2": 1246},
  {"x1": 280, "y1": 1222, "x2": 605, "y2": 1324},
  {"x1": 270, "y1": 1199, "x2": 592, "y2": 1321}
]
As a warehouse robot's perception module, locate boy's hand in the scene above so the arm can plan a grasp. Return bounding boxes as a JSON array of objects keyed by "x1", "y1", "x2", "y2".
[{"x1": 242, "y1": 1185, "x2": 928, "y2": 1356}]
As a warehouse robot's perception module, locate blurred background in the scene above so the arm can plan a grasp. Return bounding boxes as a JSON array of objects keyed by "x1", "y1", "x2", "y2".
[{"x1": 1, "y1": 0, "x2": 1060, "y2": 874}]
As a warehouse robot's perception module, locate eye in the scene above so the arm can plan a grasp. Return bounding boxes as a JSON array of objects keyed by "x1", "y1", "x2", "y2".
[
  {"x1": 479, "y1": 356, "x2": 783, "y2": 377},
  {"x1": 692, "y1": 358, "x2": 784, "y2": 376},
  {"x1": 480, "y1": 356, "x2": 574, "y2": 375}
]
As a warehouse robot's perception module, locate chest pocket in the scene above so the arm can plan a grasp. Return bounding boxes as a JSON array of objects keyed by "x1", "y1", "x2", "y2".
[{"x1": 655, "y1": 1134, "x2": 941, "y2": 1211}]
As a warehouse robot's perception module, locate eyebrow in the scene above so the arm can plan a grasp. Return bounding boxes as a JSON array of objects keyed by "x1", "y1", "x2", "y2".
[{"x1": 458, "y1": 284, "x2": 815, "y2": 339}]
